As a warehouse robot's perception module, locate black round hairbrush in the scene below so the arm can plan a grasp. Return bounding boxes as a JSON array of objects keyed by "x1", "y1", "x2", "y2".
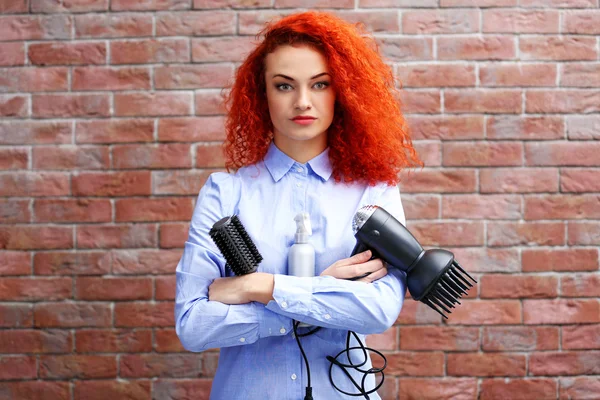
[{"x1": 209, "y1": 215, "x2": 263, "y2": 276}]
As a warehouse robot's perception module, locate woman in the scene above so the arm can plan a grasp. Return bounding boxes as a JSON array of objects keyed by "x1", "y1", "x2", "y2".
[{"x1": 175, "y1": 11, "x2": 421, "y2": 400}]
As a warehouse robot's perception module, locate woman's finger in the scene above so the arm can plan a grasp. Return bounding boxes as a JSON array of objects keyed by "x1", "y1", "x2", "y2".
[
  {"x1": 335, "y1": 250, "x2": 372, "y2": 267},
  {"x1": 358, "y1": 265, "x2": 388, "y2": 283}
]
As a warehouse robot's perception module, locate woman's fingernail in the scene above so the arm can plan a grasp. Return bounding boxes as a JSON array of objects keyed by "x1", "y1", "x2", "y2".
[{"x1": 364, "y1": 250, "x2": 371, "y2": 257}]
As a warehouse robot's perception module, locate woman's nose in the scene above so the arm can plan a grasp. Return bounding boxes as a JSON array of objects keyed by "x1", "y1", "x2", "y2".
[{"x1": 294, "y1": 88, "x2": 312, "y2": 110}]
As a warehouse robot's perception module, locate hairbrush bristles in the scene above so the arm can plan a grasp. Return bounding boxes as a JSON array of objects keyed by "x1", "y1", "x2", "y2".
[
  {"x1": 422, "y1": 260, "x2": 477, "y2": 319},
  {"x1": 209, "y1": 215, "x2": 263, "y2": 276}
]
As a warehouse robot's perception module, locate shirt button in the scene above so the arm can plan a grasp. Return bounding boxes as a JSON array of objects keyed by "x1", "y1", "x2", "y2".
[
  {"x1": 296, "y1": 183, "x2": 302, "y2": 188},
  {"x1": 281, "y1": 301, "x2": 288, "y2": 309},
  {"x1": 291, "y1": 374, "x2": 297, "y2": 380},
  {"x1": 280, "y1": 328, "x2": 286, "y2": 334},
  {"x1": 324, "y1": 314, "x2": 331, "y2": 320},
  {"x1": 296, "y1": 167, "x2": 303, "y2": 172},
  {"x1": 239, "y1": 337, "x2": 246, "y2": 343}
]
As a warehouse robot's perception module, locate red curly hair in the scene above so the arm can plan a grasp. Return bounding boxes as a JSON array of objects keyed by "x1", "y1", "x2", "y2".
[{"x1": 223, "y1": 11, "x2": 421, "y2": 185}]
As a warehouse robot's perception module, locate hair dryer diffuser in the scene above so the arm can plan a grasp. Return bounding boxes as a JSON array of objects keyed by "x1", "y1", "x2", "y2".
[
  {"x1": 209, "y1": 215, "x2": 263, "y2": 276},
  {"x1": 351, "y1": 206, "x2": 476, "y2": 318}
]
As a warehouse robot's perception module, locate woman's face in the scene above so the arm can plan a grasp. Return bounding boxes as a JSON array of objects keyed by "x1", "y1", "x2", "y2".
[{"x1": 264, "y1": 45, "x2": 336, "y2": 161}]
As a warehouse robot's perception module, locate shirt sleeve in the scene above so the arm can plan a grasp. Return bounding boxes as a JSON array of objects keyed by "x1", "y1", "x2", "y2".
[
  {"x1": 265, "y1": 183, "x2": 408, "y2": 335},
  {"x1": 174, "y1": 172, "x2": 293, "y2": 352}
]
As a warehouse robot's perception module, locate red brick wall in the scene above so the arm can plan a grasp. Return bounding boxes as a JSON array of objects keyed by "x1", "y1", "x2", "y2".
[{"x1": 1, "y1": 0, "x2": 599, "y2": 399}]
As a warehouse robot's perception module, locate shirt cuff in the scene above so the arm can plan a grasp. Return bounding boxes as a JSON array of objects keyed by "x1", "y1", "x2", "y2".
[
  {"x1": 266, "y1": 274, "x2": 314, "y2": 316},
  {"x1": 253, "y1": 300, "x2": 292, "y2": 338}
]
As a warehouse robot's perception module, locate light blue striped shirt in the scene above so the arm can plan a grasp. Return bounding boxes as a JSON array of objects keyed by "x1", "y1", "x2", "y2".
[{"x1": 175, "y1": 142, "x2": 407, "y2": 400}]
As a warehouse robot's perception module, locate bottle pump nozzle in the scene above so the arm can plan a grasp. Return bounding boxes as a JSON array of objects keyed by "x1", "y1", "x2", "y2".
[{"x1": 294, "y1": 212, "x2": 312, "y2": 243}]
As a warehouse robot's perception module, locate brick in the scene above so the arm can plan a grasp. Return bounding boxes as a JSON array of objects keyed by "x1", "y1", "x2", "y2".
[
  {"x1": 155, "y1": 328, "x2": 186, "y2": 352},
  {"x1": 378, "y1": 37, "x2": 434, "y2": 61},
  {"x1": 275, "y1": 0, "x2": 352, "y2": 6},
  {"x1": 524, "y1": 299, "x2": 599, "y2": 324},
  {"x1": 74, "y1": 381, "x2": 150, "y2": 400},
  {"x1": 116, "y1": 198, "x2": 193, "y2": 222},
  {"x1": 452, "y1": 248, "x2": 520, "y2": 273},
  {"x1": 414, "y1": 141, "x2": 441, "y2": 167},
  {"x1": 0, "y1": 199, "x2": 30, "y2": 223},
  {"x1": 399, "y1": 378, "x2": 477, "y2": 400},
  {"x1": 0, "y1": 382, "x2": 69, "y2": 400},
  {"x1": 73, "y1": 171, "x2": 152, "y2": 197},
  {"x1": 111, "y1": 0, "x2": 191, "y2": 10},
  {"x1": 522, "y1": 248, "x2": 598, "y2": 272},
  {"x1": 400, "y1": 195, "x2": 439, "y2": 219},
  {"x1": 480, "y1": 63, "x2": 556, "y2": 87},
  {"x1": 0, "y1": 15, "x2": 72, "y2": 41},
  {"x1": 366, "y1": 326, "x2": 397, "y2": 351},
  {"x1": 156, "y1": 11, "x2": 235, "y2": 36},
  {"x1": 406, "y1": 221, "x2": 484, "y2": 246},
  {"x1": 400, "y1": 326, "x2": 479, "y2": 351},
  {"x1": 399, "y1": 169, "x2": 476, "y2": 193},
  {"x1": 561, "y1": 63, "x2": 600, "y2": 87},
  {"x1": 384, "y1": 352, "x2": 444, "y2": 376},
  {"x1": 28, "y1": 42, "x2": 106, "y2": 65},
  {"x1": 78, "y1": 224, "x2": 157, "y2": 249},
  {"x1": 196, "y1": 143, "x2": 225, "y2": 168},
  {"x1": 398, "y1": 90, "x2": 440, "y2": 113},
  {"x1": 111, "y1": 249, "x2": 181, "y2": 275},
  {"x1": 448, "y1": 353, "x2": 526, "y2": 376},
  {"x1": 480, "y1": 275, "x2": 558, "y2": 299},
  {"x1": 520, "y1": 36, "x2": 597, "y2": 61},
  {"x1": 561, "y1": 274, "x2": 600, "y2": 298},
  {"x1": 0, "y1": 94, "x2": 27, "y2": 117},
  {"x1": 445, "y1": 90, "x2": 521, "y2": 113},
  {"x1": 115, "y1": 302, "x2": 174, "y2": 327},
  {"x1": 0, "y1": 42, "x2": 24, "y2": 66},
  {"x1": 111, "y1": 38, "x2": 189, "y2": 64},
  {"x1": 481, "y1": 168, "x2": 559, "y2": 193},
  {"x1": 0, "y1": 356, "x2": 36, "y2": 380},
  {"x1": 0, "y1": 277, "x2": 71, "y2": 301},
  {"x1": 33, "y1": 93, "x2": 110, "y2": 118},
  {"x1": 0, "y1": 329, "x2": 72, "y2": 353},
  {"x1": 35, "y1": 302, "x2": 112, "y2": 328},
  {"x1": 444, "y1": 142, "x2": 522, "y2": 166},
  {"x1": 76, "y1": 329, "x2": 152, "y2": 353},
  {"x1": 562, "y1": 169, "x2": 600, "y2": 192},
  {"x1": 75, "y1": 14, "x2": 153, "y2": 38},
  {"x1": 152, "y1": 379, "x2": 212, "y2": 400},
  {"x1": 155, "y1": 64, "x2": 233, "y2": 89},
  {"x1": 156, "y1": 275, "x2": 175, "y2": 300},
  {"x1": 487, "y1": 116, "x2": 564, "y2": 140},
  {"x1": 0, "y1": 304, "x2": 32, "y2": 327},
  {"x1": 563, "y1": 10, "x2": 600, "y2": 34},
  {"x1": 396, "y1": 299, "x2": 442, "y2": 325},
  {"x1": 483, "y1": 10, "x2": 559, "y2": 33},
  {"x1": 0, "y1": 67, "x2": 68, "y2": 92},
  {"x1": 34, "y1": 199, "x2": 111, "y2": 223},
  {"x1": 31, "y1": 0, "x2": 109, "y2": 12},
  {"x1": 0, "y1": 121, "x2": 71, "y2": 144},
  {"x1": 405, "y1": 115, "x2": 483, "y2": 140},
  {"x1": 568, "y1": 222, "x2": 600, "y2": 246},
  {"x1": 563, "y1": 325, "x2": 600, "y2": 350},
  {"x1": 33, "y1": 146, "x2": 109, "y2": 170},
  {"x1": 360, "y1": 0, "x2": 437, "y2": 5},
  {"x1": 442, "y1": 194, "x2": 521, "y2": 219},
  {"x1": 160, "y1": 223, "x2": 189, "y2": 248},
  {"x1": 487, "y1": 221, "x2": 564, "y2": 246},
  {"x1": 402, "y1": 10, "x2": 478, "y2": 34},
  {"x1": 566, "y1": 115, "x2": 600, "y2": 140},
  {"x1": 444, "y1": 300, "x2": 521, "y2": 325},
  {"x1": 34, "y1": 251, "x2": 111, "y2": 275},
  {"x1": 526, "y1": 142, "x2": 600, "y2": 166},
  {"x1": 482, "y1": 326, "x2": 559, "y2": 351},
  {"x1": 525, "y1": 195, "x2": 600, "y2": 220},
  {"x1": 158, "y1": 117, "x2": 225, "y2": 142},
  {"x1": 480, "y1": 379, "x2": 557, "y2": 400},
  {"x1": 76, "y1": 119, "x2": 154, "y2": 144},
  {"x1": 531, "y1": 352, "x2": 600, "y2": 376},
  {"x1": 0, "y1": 0, "x2": 28, "y2": 13},
  {"x1": 113, "y1": 143, "x2": 192, "y2": 169},
  {"x1": 0, "y1": 251, "x2": 31, "y2": 276},
  {"x1": 192, "y1": 36, "x2": 256, "y2": 62},
  {"x1": 0, "y1": 226, "x2": 73, "y2": 250},
  {"x1": 76, "y1": 277, "x2": 152, "y2": 300},
  {"x1": 73, "y1": 67, "x2": 150, "y2": 91},
  {"x1": 153, "y1": 170, "x2": 213, "y2": 195},
  {"x1": 438, "y1": 36, "x2": 515, "y2": 60},
  {"x1": 0, "y1": 147, "x2": 28, "y2": 169},
  {"x1": 237, "y1": 11, "x2": 304, "y2": 36},
  {"x1": 0, "y1": 171, "x2": 70, "y2": 197},
  {"x1": 195, "y1": 90, "x2": 227, "y2": 115},
  {"x1": 332, "y1": 10, "x2": 401, "y2": 34},
  {"x1": 40, "y1": 355, "x2": 116, "y2": 379},
  {"x1": 521, "y1": 0, "x2": 596, "y2": 6},
  {"x1": 114, "y1": 92, "x2": 192, "y2": 117},
  {"x1": 396, "y1": 64, "x2": 475, "y2": 88},
  {"x1": 120, "y1": 354, "x2": 203, "y2": 378},
  {"x1": 560, "y1": 377, "x2": 600, "y2": 400},
  {"x1": 440, "y1": 0, "x2": 516, "y2": 4}
]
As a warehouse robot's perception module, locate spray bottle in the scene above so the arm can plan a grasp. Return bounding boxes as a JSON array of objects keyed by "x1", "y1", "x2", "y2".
[{"x1": 288, "y1": 212, "x2": 315, "y2": 328}]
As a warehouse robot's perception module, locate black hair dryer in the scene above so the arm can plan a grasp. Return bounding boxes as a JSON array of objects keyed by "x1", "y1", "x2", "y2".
[{"x1": 351, "y1": 205, "x2": 477, "y2": 318}]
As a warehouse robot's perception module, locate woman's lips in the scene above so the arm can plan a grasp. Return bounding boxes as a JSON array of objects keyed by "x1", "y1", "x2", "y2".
[{"x1": 291, "y1": 117, "x2": 316, "y2": 125}]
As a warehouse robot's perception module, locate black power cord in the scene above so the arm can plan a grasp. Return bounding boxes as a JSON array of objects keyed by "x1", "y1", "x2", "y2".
[{"x1": 292, "y1": 321, "x2": 386, "y2": 400}]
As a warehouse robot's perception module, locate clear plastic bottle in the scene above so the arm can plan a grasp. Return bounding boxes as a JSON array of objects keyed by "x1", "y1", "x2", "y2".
[{"x1": 288, "y1": 212, "x2": 315, "y2": 328}]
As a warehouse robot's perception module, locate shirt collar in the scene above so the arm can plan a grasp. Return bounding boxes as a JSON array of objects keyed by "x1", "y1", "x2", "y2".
[{"x1": 264, "y1": 142, "x2": 333, "y2": 183}]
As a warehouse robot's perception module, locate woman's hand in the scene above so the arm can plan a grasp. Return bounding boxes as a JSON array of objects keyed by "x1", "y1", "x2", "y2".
[
  {"x1": 320, "y1": 250, "x2": 388, "y2": 283},
  {"x1": 208, "y1": 272, "x2": 274, "y2": 305}
]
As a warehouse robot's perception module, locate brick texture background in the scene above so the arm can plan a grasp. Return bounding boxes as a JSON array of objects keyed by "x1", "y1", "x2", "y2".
[{"x1": 1, "y1": 0, "x2": 599, "y2": 399}]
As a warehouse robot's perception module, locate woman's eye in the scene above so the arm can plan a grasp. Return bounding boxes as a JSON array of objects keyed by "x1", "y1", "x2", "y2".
[
  {"x1": 276, "y1": 83, "x2": 293, "y2": 91},
  {"x1": 314, "y1": 81, "x2": 329, "y2": 89}
]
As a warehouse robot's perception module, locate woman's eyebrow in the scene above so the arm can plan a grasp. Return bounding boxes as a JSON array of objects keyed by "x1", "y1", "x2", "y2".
[{"x1": 272, "y1": 72, "x2": 330, "y2": 81}]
